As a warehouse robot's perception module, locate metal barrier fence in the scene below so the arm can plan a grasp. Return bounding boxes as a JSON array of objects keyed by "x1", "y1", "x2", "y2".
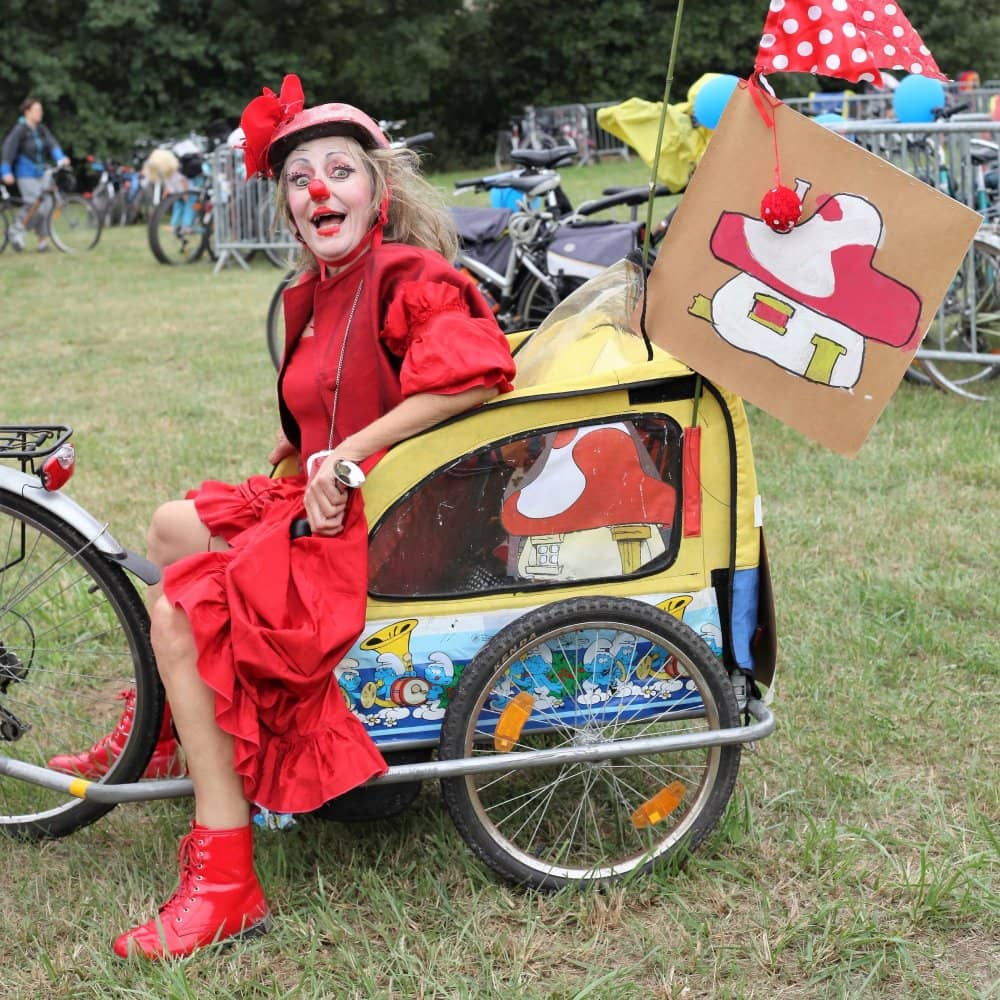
[
  {"x1": 783, "y1": 84, "x2": 1000, "y2": 121},
  {"x1": 210, "y1": 145, "x2": 297, "y2": 273},
  {"x1": 820, "y1": 118, "x2": 999, "y2": 215},
  {"x1": 584, "y1": 103, "x2": 631, "y2": 162},
  {"x1": 819, "y1": 118, "x2": 1000, "y2": 381},
  {"x1": 499, "y1": 103, "x2": 630, "y2": 166}
]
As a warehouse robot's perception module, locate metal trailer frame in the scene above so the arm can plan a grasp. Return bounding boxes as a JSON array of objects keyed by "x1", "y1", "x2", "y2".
[{"x1": 0, "y1": 699, "x2": 775, "y2": 805}]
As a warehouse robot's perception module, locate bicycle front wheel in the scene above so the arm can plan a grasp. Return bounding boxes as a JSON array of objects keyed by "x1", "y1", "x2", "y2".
[
  {"x1": 267, "y1": 270, "x2": 295, "y2": 369},
  {"x1": 440, "y1": 597, "x2": 742, "y2": 889},
  {"x1": 516, "y1": 273, "x2": 585, "y2": 331},
  {"x1": 48, "y1": 195, "x2": 102, "y2": 253},
  {"x1": 917, "y1": 237, "x2": 1000, "y2": 399},
  {"x1": 148, "y1": 192, "x2": 210, "y2": 265},
  {"x1": 0, "y1": 488, "x2": 161, "y2": 839}
]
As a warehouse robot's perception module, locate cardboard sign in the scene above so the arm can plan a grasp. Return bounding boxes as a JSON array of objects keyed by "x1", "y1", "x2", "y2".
[{"x1": 640, "y1": 81, "x2": 981, "y2": 456}]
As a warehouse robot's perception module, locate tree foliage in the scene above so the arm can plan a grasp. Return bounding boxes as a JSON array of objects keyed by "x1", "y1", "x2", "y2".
[{"x1": 1, "y1": 0, "x2": 996, "y2": 166}]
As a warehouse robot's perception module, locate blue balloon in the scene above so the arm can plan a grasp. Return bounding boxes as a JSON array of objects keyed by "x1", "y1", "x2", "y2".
[
  {"x1": 815, "y1": 113, "x2": 845, "y2": 127},
  {"x1": 893, "y1": 74, "x2": 946, "y2": 123},
  {"x1": 693, "y1": 75, "x2": 740, "y2": 130}
]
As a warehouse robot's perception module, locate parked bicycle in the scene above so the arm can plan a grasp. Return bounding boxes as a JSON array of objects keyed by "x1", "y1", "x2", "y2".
[
  {"x1": 146, "y1": 137, "x2": 215, "y2": 265},
  {"x1": 0, "y1": 166, "x2": 102, "y2": 254},
  {"x1": 495, "y1": 106, "x2": 568, "y2": 169},
  {"x1": 886, "y1": 104, "x2": 1000, "y2": 399},
  {"x1": 453, "y1": 146, "x2": 673, "y2": 333}
]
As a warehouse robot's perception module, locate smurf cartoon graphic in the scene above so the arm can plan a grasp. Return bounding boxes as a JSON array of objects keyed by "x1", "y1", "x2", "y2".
[{"x1": 688, "y1": 181, "x2": 922, "y2": 389}]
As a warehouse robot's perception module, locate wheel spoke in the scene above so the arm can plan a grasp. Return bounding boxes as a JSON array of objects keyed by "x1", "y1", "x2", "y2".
[{"x1": 441, "y1": 598, "x2": 743, "y2": 887}]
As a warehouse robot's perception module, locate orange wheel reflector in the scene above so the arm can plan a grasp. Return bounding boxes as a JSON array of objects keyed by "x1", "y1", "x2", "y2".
[
  {"x1": 493, "y1": 691, "x2": 534, "y2": 751},
  {"x1": 631, "y1": 781, "x2": 686, "y2": 829}
]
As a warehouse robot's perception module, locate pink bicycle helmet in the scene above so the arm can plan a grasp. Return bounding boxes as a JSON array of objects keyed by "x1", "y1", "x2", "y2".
[{"x1": 240, "y1": 74, "x2": 389, "y2": 179}]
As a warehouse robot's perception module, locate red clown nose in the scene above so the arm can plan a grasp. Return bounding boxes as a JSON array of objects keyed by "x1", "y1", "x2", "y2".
[{"x1": 307, "y1": 178, "x2": 330, "y2": 201}]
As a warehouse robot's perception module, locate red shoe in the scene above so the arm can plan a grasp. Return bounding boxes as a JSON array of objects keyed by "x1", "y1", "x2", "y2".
[
  {"x1": 47, "y1": 688, "x2": 185, "y2": 779},
  {"x1": 113, "y1": 822, "x2": 270, "y2": 959}
]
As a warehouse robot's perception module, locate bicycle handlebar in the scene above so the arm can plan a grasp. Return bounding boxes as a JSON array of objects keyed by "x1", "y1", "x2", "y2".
[
  {"x1": 454, "y1": 168, "x2": 534, "y2": 192},
  {"x1": 933, "y1": 101, "x2": 971, "y2": 120},
  {"x1": 396, "y1": 131, "x2": 435, "y2": 149},
  {"x1": 575, "y1": 185, "x2": 671, "y2": 216}
]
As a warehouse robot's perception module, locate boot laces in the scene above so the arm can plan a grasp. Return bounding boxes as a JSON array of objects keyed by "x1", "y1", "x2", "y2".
[
  {"x1": 86, "y1": 688, "x2": 135, "y2": 755},
  {"x1": 159, "y1": 831, "x2": 207, "y2": 926}
]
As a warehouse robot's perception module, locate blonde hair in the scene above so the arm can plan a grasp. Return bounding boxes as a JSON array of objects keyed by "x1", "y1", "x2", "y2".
[{"x1": 276, "y1": 139, "x2": 457, "y2": 274}]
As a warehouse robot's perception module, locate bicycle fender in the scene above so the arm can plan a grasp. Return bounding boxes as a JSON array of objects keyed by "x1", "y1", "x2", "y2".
[{"x1": 0, "y1": 466, "x2": 160, "y2": 586}]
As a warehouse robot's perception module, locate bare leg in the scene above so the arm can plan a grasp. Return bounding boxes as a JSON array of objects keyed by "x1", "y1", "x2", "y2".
[
  {"x1": 150, "y1": 597, "x2": 249, "y2": 828},
  {"x1": 145, "y1": 499, "x2": 228, "y2": 608},
  {"x1": 146, "y1": 499, "x2": 247, "y2": 827}
]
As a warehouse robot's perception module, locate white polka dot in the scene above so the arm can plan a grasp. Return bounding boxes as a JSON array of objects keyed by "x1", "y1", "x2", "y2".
[
  {"x1": 860, "y1": 73, "x2": 875, "y2": 82},
  {"x1": 819, "y1": 28, "x2": 834, "y2": 43},
  {"x1": 773, "y1": 54, "x2": 790, "y2": 69},
  {"x1": 797, "y1": 40, "x2": 814, "y2": 56},
  {"x1": 760, "y1": 32, "x2": 776, "y2": 47},
  {"x1": 883, "y1": 43, "x2": 895, "y2": 55},
  {"x1": 892, "y1": 24, "x2": 904, "y2": 36},
  {"x1": 919, "y1": 45, "x2": 930, "y2": 55},
  {"x1": 910, "y1": 62, "x2": 924, "y2": 73},
  {"x1": 884, "y1": 2, "x2": 897, "y2": 12},
  {"x1": 783, "y1": 17, "x2": 799, "y2": 32},
  {"x1": 892, "y1": 63, "x2": 905, "y2": 69},
  {"x1": 810, "y1": 63, "x2": 819, "y2": 73},
  {"x1": 826, "y1": 54, "x2": 841, "y2": 70},
  {"x1": 769, "y1": 0, "x2": 784, "y2": 10},
  {"x1": 808, "y1": 4, "x2": 822, "y2": 19},
  {"x1": 843, "y1": 22, "x2": 857, "y2": 37},
  {"x1": 863, "y1": 10, "x2": 875, "y2": 20},
  {"x1": 831, "y1": 0, "x2": 847, "y2": 9},
  {"x1": 852, "y1": 47, "x2": 868, "y2": 63}
]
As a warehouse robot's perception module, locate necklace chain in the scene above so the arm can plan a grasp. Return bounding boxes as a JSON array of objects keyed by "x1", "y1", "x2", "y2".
[{"x1": 323, "y1": 279, "x2": 364, "y2": 452}]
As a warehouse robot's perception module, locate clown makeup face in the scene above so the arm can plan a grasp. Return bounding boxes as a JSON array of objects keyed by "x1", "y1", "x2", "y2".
[{"x1": 285, "y1": 135, "x2": 375, "y2": 266}]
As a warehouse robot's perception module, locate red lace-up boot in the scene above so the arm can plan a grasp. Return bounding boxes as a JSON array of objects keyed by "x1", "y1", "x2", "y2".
[
  {"x1": 113, "y1": 822, "x2": 270, "y2": 959},
  {"x1": 47, "y1": 688, "x2": 185, "y2": 779}
]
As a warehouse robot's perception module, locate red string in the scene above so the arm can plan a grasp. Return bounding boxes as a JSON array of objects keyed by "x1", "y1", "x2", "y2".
[{"x1": 747, "y1": 74, "x2": 783, "y2": 188}]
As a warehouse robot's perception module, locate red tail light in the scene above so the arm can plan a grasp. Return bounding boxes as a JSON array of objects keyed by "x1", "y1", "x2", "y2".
[{"x1": 40, "y1": 444, "x2": 75, "y2": 491}]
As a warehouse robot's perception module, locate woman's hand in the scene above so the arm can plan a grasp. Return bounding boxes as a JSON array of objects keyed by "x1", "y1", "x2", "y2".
[
  {"x1": 268, "y1": 430, "x2": 297, "y2": 468},
  {"x1": 303, "y1": 452, "x2": 352, "y2": 536}
]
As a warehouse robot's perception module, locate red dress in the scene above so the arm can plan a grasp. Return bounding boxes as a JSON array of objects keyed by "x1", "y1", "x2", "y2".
[{"x1": 162, "y1": 245, "x2": 515, "y2": 814}]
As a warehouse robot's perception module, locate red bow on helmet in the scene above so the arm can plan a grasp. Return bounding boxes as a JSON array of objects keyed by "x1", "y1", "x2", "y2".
[{"x1": 240, "y1": 74, "x2": 305, "y2": 178}]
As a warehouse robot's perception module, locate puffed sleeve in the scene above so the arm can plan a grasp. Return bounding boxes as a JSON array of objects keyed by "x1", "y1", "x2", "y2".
[{"x1": 381, "y1": 280, "x2": 516, "y2": 398}]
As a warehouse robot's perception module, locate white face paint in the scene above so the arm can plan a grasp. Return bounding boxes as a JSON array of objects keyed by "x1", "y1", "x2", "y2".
[{"x1": 285, "y1": 135, "x2": 374, "y2": 265}]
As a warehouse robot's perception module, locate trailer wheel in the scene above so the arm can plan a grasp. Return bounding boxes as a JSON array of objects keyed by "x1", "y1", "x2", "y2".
[{"x1": 440, "y1": 597, "x2": 741, "y2": 888}]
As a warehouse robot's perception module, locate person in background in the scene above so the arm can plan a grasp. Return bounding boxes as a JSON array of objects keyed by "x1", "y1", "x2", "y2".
[{"x1": 1, "y1": 97, "x2": 71, "y2": 252}]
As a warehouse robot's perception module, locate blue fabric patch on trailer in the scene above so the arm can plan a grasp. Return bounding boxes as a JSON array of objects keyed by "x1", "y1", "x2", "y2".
[{"x1": 731, "y1": 567, "x2": 760, "y2": 671}]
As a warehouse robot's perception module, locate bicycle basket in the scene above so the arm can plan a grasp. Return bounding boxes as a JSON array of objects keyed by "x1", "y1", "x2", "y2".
[
  {"x1": 546, "y1": 220, "x2": 643, "y2": 281},
  {"x1": 453, "y1": 206, "x2": 513, "y2": 273},
  {"x1": 55, "y1": 168, "x2": 77, "y2": 194},
  {"x1": 179, "y1": 153, "x2": 204, "y2": 179}
]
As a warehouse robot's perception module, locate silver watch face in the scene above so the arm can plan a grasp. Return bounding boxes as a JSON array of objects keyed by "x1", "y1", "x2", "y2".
[{"x1": 333, "y1": 459, "x2": 366, "y2": 488}]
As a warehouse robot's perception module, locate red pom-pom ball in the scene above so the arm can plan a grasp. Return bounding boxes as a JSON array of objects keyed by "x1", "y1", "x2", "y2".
[{"x1": 760, "y1": 185, "x2": 802, "y2": 234}]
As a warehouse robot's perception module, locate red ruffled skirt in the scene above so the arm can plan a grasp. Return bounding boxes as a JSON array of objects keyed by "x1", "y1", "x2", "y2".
[{"x1": 162, "y1": 474, "x2": 387, "y2": 814}]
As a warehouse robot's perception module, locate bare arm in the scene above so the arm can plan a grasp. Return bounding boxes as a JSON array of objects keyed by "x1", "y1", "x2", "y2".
[{"x1": 304, "y1": 385, "x2": 498, "y2": 536}]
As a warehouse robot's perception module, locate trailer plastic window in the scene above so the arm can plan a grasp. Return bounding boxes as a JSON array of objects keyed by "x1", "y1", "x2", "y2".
[{"x1": 369, "y1": 415, "x2": 683, "y2": 599}]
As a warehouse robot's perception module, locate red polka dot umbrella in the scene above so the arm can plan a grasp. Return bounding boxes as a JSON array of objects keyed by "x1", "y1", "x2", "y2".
[{"x1": 753, "y1": 0, "x2": 946, "y2": 86}]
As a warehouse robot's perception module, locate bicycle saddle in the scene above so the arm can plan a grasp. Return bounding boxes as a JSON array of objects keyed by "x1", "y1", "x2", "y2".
[{"x1": 509, "y1": 146, "x2": 578, "y2": 170}]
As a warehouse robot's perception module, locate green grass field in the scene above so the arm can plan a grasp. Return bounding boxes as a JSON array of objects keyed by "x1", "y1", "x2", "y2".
[{"x1": 0, "y1": 159, "x2": 997, "y2": 998}]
